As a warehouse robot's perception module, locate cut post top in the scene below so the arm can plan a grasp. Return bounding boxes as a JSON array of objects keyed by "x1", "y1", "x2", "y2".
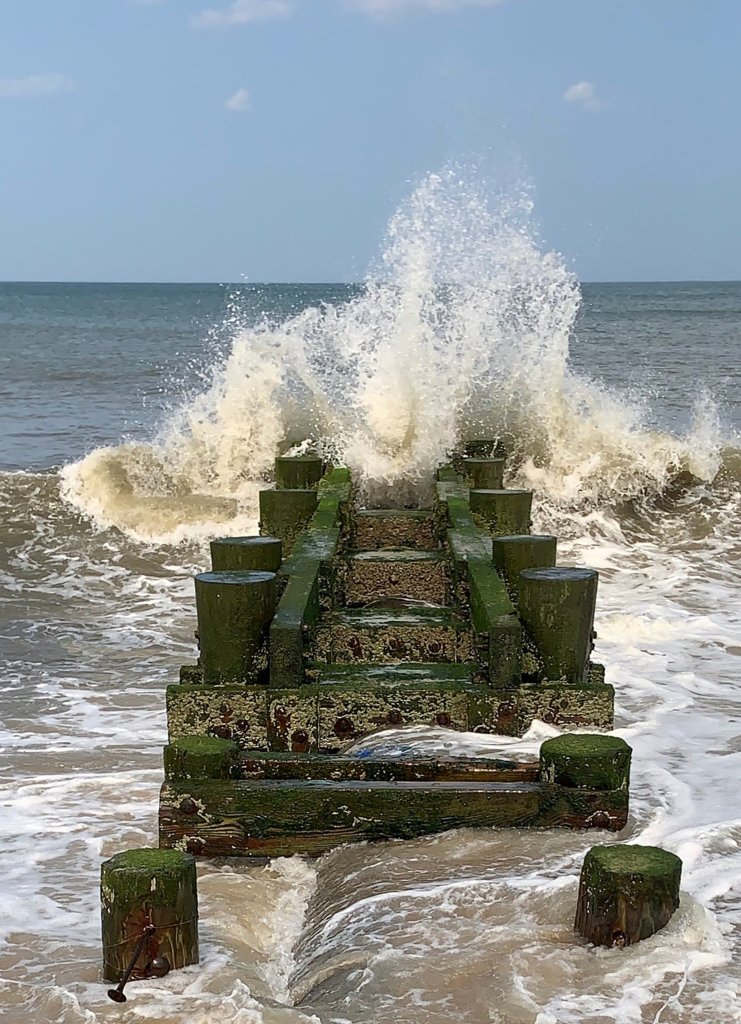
[
  {"x1": 275, "y1": 455, "x2": 324, "y2": 490},
  {"x1": 195, "y1": 570, "x2": 276, "y2": 585},
  {"x1": 520, "y1": 566, "x2": 598, "y2": 583},
  {"x1": 584, "y1": 844, "x2": 682, "y2": 878},
  {"x1": 102, "y1": 847, "x2": 194, "y2": 873},
  {"x1": 540, "y1": 733, "x2": 632, "y2": 791}
]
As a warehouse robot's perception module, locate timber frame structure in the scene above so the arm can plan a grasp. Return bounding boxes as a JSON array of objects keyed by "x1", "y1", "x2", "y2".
[{"x1": 159, "y1": 447, "x2": 631, "y2": 858}]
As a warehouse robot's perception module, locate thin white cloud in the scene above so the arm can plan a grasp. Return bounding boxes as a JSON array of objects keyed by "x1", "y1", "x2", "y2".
[
  {"x1": 225, "y1": 87, "x2": 251, "y2": 112},
  {"x1": 0, "y1": 74, "x2": 77, "y2": 100},
  {"x1": 563, "y1": 80, "x2": 599, "y2": 109},
  {"x1": 190, "y1": 0, "x2": 292, "y2": 29},
  {"x1": 346, "y1": 0, "x2": 506, "y2": 14}
]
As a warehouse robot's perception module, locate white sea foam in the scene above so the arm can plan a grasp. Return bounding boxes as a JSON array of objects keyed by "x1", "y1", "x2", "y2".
[{"x1": 60, "y1": 168, "x2": 723, "y2": 541}]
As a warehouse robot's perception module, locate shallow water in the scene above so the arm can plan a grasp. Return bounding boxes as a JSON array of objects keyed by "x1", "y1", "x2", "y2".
[{"x1": 1, "y1": 173, "x2": 740, "y2": 1023}]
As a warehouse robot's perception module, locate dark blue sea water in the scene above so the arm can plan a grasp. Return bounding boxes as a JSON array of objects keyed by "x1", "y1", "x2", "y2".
[{"x1": 1, "y1": 281, "x2": 738, "y2": 472}]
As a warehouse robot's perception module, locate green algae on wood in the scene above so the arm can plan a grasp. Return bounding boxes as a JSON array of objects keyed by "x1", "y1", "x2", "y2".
[
  {"x1": 540, "y1": 734, "x2": 631, "y2": 791},
  {"x1": 210, "y1": 535, "x2": 283, "y2": 573},
  {"x1": 462, "y1": 457, "x2": 505, "y2": 490},
  {"x1": 158, "y1": 778, "x2": 541, "y2": 857},
  {"x1": 275, "y1": 455, "x2": 324, "y2": 490},
  {"x1": 518, "y1": 567, "x2": 598, "y2": 684},
  {"x1": 194, "y1": 570, "x2": 276, "y2": 684},
  {"x1": 575, "y1": 845, "x2": 682, "y2": 947},
  {"x1": 101, "y1": 848, "x2": 198, "y2": 983},
  {"x1": 491, "y1": 534, "x2": 557, "y2": 602},
  {"x1": 259, "y1": 488, "x2": 318, "y2": 553},
  {"x1": 469, "y1": 489, "x2": 533, "y2": 536},
  {"x1": 163, "y1": 736, "x2": 239, "y2": 781}
]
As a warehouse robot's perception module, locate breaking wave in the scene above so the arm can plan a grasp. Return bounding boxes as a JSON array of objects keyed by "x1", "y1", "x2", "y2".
[{"x1": 60, "y1": 167, "x2": 727, "y2": 541}]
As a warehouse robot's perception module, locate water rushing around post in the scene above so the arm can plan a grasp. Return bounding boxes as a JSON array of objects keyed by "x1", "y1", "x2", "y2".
[{"x1": 1, "y1": 171, "x2": 741, "y2": 1022}]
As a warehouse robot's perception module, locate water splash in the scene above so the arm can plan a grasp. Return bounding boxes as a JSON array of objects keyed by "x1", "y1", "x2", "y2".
[{"x1": 60, "y1": 167, "x2": 723, "y2": 541}]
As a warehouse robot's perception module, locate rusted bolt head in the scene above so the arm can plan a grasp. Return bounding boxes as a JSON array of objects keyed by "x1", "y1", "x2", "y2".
[
  {"x1": 428, "y1": 641, "x2": 442, "y2": 655},
  {"x1": 587, "y1": 810, "x2": 612, "y2": 829},
  {"x1": 498, "y1": 701, "x2": 515, "y2": 717},
  {"x1": 292, "y1": 729, "x2": 309, "y2": 744},
  {"x1": 435, "y1": 712, "x2": 451, "y2": 727},
  {"x1": 611, "y1": 930, "x2": 626, "y2": 948},
  {"x1": 235, "y1": 718, "x2": 249, "y2": 731},
  {"x1": 387, "y1": 710, "x2": 403, "y2": 725},
  {"x1": 543, "y1": 710, "x2": 556, "y2": 724},
  {"x1": 179, "y1": 797, "x2": 198, "y2": 816},
  {"x1": 334, "y1": 717, "x2": 353, "y2": 737},
  {"x1": 186, "y1": 838, "x2": 204, "y2": 854},
  {"x1": 219, "y1": 704, "x2": 232, "y2": 718},
  {"x1": 146, "y1": 956, "x2": 171, "y2": 978},
  {"x1": 213, "y1": 724, "x2": 231, "y2": 739},
  {"x1": 347, "y1": 636, "x2": 361, "y2": 650}
]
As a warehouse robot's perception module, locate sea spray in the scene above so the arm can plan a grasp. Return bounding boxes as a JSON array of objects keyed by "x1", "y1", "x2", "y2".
[{"x1": 60, "y1": 168, "x2": 722, "y2": 540}]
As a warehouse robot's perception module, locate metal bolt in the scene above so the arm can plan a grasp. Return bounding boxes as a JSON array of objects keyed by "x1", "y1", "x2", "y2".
[
  {"x1": 334, "y1": 717, "x2": 353, "y2": 737},
  {"x1": 235, "y1": 718, "x2": 249, "y2": 731},
  {"x1": 107, "y1": 925, "x2": 155, "y2": 1003},
  {"x1": 428, "y1": 641, "x2": 442, "y2": 655},
  {"x1": 387, "y1": 710, "x2": 403, "y2": 725},
  {"x1": 213, "y1": 725, "x2": 231, "y2": 739},
  {"x1": 145, "y1": 956, "x2": 171, "y2": 978},
  {"x1": 611, "y1": 930, "x2": 626, "y2": 948},
  {"x1": 179, "y1": 798, "x2": 197, "y2": 815},
  {"x1": 435, "y1": 712, "x2": 451, "y2": 728}
]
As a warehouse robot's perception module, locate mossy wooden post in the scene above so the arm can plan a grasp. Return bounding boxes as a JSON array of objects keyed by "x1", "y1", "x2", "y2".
[
  {"x1": 164, "y1": 736, "x2": 239, "y2": 781},
  {"x1": 575, "y1": 845, "x2": 682, "y2": 947},
  {"x1": 463, "y1": 457, "x2": 505, "y2": 490},
  {"x1": 195, "y1": 570, "x2": 276, "y2": 683},
  {"x1": 492, "y1": 534, "x2": 557, "y2": 602},
  {"x1": 210, "y1": 536, "x2": 282, "y2": 573},
  {"x1": 540, "y1": 734, "x2": 631, "y2": 791},
  {"x1": 519, "y1": 567, "x2": 598, "y2": 683},
  {"x1": 259, "y1": 489, "x2": 318, "y2": 553},
  {"x1": 101, "y1": 849, "x2": 198, "y2": 983},
  {"x1": 275, "y1": 456, "x2": 324, "y2": 490},
  {"x1": 469, "y1": 489, "x2": 532, "y2": 536}
]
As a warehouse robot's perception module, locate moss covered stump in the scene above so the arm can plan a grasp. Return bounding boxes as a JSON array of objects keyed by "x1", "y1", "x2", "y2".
[
  {"x1": 164, "y1": 736, "x2": 239, "y2": 781},
  {"x1": 492, "y1": 534, "x2": 557, "y2": 601},
  {"x1": 210, "y1": 535, "x2": 283, "y2": 573},
  {"x1": 101, "y1": 848, "x2": 199, "y2": 983},
  {"x1": 463, "y1": 457, "x2": 505, "y2": 490},
  {"x1": 469, "y1": 489, "x2": 533, "y2": 536},
  {"x1": 575, "y1": 845, "x2": 682, "y2": 947},
  {"x1": 275, "y1": 455, "x2": 324, "y2": 490},
  {"x1": 540, "y1": 734, "x2": 631, "y2": 791},
  {"x1": 195, "y1": 570, "x2": 276, "y2": 683},
  {"x1": 519, "y1": 567, "x2": 598, "y2": 683},
  {"x1": 259, "y1": 488, "x2": 318, "y2": 552}
]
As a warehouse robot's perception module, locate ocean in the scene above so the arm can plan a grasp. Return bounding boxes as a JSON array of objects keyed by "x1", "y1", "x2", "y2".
[{"x1": 1, "y1": 173, "x2": 740, "y2": 1023}]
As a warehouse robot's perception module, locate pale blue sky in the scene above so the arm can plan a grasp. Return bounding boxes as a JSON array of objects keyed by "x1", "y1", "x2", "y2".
[{"x1": 1, "y1": 0, "x2": 738, "y2": 282}]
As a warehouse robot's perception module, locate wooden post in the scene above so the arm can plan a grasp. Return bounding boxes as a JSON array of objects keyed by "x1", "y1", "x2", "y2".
[
  {"x1": 210, "y1": 535, "x2": 282, "y2": 573},
  {"x1": 101, "y1": 849, "x2": 198, "y2": 983},
  {"x1": 469, "y1": 489, "x2": 533, "y2": 536},
  {"x1": 540, "y1": 734, "x2": 631, "y2": 791},
  {"x1": 575, "y1": 845, "x2": 682, "y2": 947},
  {"x1": 492, "y1": 534, "x2": 557, "y2": 601},
  {"x1": 164, "y1": 736, "x2": 239, "y2": 781},
  {"x1": 275, "y1": 456, "x2": 324, "y2": 490},
  {"x1": 194, "y1": 570, "x2": 276, "y2": 683},
  {"x1": 518, "y1": 567, "x2": 598, "y2": 683},
  {"x1": 259, "y1": 489, "x2": 318, "y2": 553},
  {"x1": 463, "y1": 457, "x2": 505, "y2": 490}
]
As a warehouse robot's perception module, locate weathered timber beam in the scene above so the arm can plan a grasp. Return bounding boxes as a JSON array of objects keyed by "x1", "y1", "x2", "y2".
[{"x1": 240, "y1": 751, "x2": 539, "y2": 783}]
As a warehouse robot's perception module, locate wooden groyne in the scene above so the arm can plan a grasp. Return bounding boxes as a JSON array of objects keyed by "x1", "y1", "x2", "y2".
[{"x1": 158, "y1": 446, "x2": 626, "y2": 857}]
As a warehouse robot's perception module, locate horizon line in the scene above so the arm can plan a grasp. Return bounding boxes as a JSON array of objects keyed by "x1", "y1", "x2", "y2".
[{"x1": 1, "y1": 278, "x2": 741, "y2": 287}]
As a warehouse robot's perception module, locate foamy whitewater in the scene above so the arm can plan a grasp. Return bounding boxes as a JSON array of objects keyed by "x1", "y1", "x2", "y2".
[{"x1": 1, "y1": 170, "x2": 740, "y2": 1023}]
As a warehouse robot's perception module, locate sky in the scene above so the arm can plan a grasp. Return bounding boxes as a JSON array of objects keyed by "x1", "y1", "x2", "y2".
[{"x1": 0, "y1": 0, "x2": 739, "y2": 283}]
